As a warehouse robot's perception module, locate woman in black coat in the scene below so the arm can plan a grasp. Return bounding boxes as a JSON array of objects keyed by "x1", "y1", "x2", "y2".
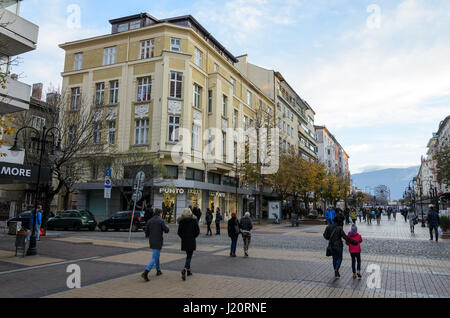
[
  {"x1": 177, "y1": 208, "x2": 200, "y2": 280},
  {"x1": 227, "y1": 213, "x2": 241, "y2": 257}
]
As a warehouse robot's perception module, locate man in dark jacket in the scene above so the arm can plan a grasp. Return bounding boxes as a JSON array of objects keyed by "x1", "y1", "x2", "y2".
[
  {"x1": 193, "y1": 204, "x2": 202, "y2": 225},
  {"x1": 141, "y1": 209, "x2": 169, "y2": 282},
  {"x1": 177, "y1": 208, "x2": 200, "y2": 280},
  {"x1": 215, "y1": 208, "x2": 222, "y2": 235},
  {"x1": 240, "y1": 212, "x2": 253, "y2": 257},
  {"x1": 427, "y1": 204, "x2": 440, "y2": 242},
  {"x1": 205, "y1": 208, "x2": 213, "y2": 236},
  {"x1": 323, "y1": 215, "x2": 357, "y2": 278}
]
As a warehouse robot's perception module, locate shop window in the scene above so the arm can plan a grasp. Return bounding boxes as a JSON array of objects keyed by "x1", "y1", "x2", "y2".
[{"x1": 223, "y1": 176, "x2": 238, "y2": 187}]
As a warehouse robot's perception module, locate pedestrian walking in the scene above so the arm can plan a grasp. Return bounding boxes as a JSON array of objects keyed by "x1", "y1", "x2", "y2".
[
  {"x1": 376, "y1": 208, "x2": 382, "y2": 225},
  {"x1": 350, "y1": 209, "x2": 358, "y2": 224},
  {"x1": 205, "y1": 208, "x2": 213, "y2": 236},
  {"x1": 28, "y1": 205, "x2": 43, "y2": 241},
  {"x1": 228, "y1": 213, "x2": 241, "y2": 257},
  {"x1": 427, "y1": 204, "x2": 440, "y2": 242},
  {"x1": 393, "y1": 209, "x2": 397, "y2": 221},
  {"x1": 323, "y1": 215, "x2": 357, "y2": 279},
  {"x1": 358, "y1": 208, "x2": 363, "y2": 223},
  {"x1": 402, "y1": 209, "x2": 408, "y2": 223},
  {"x1": 141, "y1": 209, "x2": 169, "y2": 282},
  {"x1": 345, "y1": 224, "x2": 363, "y2": 280},
  {"x1": 407, "y1": 209, "x2": 417, "y2": 234},
  {"x1": 177, "y1": 208, "x2": 200, "y2": 280},
  {"x1": 240, "y1": 212, "x2": 253, "y2": 257},
  {"x1": 215, "y1": 208, "x2": 222, "y2": 235},
  {"x1": 193, "y1": 204, "x2": 202, "y2": 225},
  {"x1": 325, "y1": 207, "x2": 336, "y2": 225}
]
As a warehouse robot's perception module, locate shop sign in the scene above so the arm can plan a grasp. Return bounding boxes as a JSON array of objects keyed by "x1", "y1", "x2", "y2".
[
  {"x1": 187, "y1": 189, "x2": 201, "y2": 195},
  {"x1": 0, "y1": 162, "x2": 50, "y2": 184},
  {"x1": 210, "y1": 191, "x2": 226, "y2": 198},
  {"x1": 160, "y1": 187, "x2": 185, "y2": 194}
]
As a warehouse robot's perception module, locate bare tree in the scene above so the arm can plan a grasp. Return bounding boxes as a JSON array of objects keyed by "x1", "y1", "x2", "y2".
[{"x1": 12, "y1": 89, "x2": 96, "y2": 229}]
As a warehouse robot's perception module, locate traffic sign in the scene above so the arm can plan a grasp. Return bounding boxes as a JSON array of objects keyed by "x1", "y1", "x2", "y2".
[
  {"x1": 132, "y1": 191, "x2": 142, "y2": 202},
  {"x1": 104, "y1": 177, "x2": 112, "y2": 189},
  {"x1": 104, "y1": 188, "x2": 111, "y2": 199},
  {"x1": 105, "y1": 168, "x2": 112, "y2": 177}
]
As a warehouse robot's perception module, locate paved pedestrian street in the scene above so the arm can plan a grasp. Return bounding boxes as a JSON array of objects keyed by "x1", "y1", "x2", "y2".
[{"x1": 0, "y1": 216, "x2": 449, "y2": 298}]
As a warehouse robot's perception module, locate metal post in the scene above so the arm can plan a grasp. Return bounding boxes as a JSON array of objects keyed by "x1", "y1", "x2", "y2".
[{"x1": 27, "y1": 127, "x2": 46, "y2": 256}]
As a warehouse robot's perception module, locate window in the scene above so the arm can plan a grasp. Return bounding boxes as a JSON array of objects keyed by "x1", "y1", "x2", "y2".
[
  {"x1": 233, "y1": 110, "x2": 238, "y2": 129},
  {"x1": 74, "y1": 53, "x2": 83, "y2": 71},
  {"x1": 137, "y1": 77, "x2": 151, "y2": 102},
  {"x1": 108, "y1": 121, "x2": 116, "y2": 144},
  {"x1": 103, "y1": 47, "x2": 116, "y2": 65},
  {"x1": 109, "y1": 80, "x2": 119, "y2": 104},
  {"x1": 208, "y1": 172, "x2": 221, "y2": 185},
  {"x1": 165, "y1": 166, "x2": 178, "y2": 178},
  {"x1": 140, "y1": 39, "x2": 154, "y2": 59},
  {"x1": 70, "y1": 87, "x2": 80, "y2": 110},
  {"x1": 192, "y1": 124, "x2": 201, "y2": 150},
  {"x1": 222, "y1": 132, "x2": 227, "y2": 157},
  {"x1": 208, "y1": 90, "x2": 213, "y2": 113},
  {"x1": 186, "y1": 168, "x2": 204, "y2": 182},
  {"x1": 68, "y1": 125, "x2": 76, "y2": 146},
  {"x1": 93, "y1": 122, "x2": 102, "y2": 143},
  {"x1": 231, "y1": 77, "x2": 236, "y2": 95},
  {"x1": 92, "y1": 164, "x2": 99, "y2": 180},
  {"x1": 169, "y1": 71, "x2": 183, "y2": 98},
  {"x1": 170, "y1": 38, "x2": 181, "y2": 52},
  {"x1": 222, "y1": 95, "x2": 227, "y2": 117},
  {"x1": 134, "y1": 119, "x2": 149, "y2": 145},
  {"x1": 214, "y1": 63, "x2": 219, "y2": 72},
  {"x1": 117, "y1": 23, "x2": 129, "y2": 33},
  {"x1": 95, "y1": 82, "x2": 105, "y2": 106},
  {"x1": 168, "y1": 116, "x2": 180, "y2": 142},
  {"x1": 194, "y1": 47, "x2": 203, "y2": 68},
  {"x1": 308, "y1": 116, "x2": 314, "y2": 125},
  {"x1": 31, "y1": 116, "x2": 45, "y2": 130},
  {"x1": 193, "y1": 84, "x2": 201, "y2": 109},
  {"x1": 129, "y1": 20, "x2": 141, "y2": 30},
  {"x1": 244, "y1": 116, "x2": 248, "y2": 131},
  {"x1": 246, "y1": 90, "x2": 252, "y2": 106}
]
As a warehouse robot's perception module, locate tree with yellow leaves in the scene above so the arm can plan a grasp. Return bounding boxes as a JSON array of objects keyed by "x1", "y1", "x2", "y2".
[{"x1": 0, "y1": 116, "x2": 15, "y2": 157}]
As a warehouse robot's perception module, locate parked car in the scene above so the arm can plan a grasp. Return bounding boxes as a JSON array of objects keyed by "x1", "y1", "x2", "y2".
[
  {"x1": 47, "y1": 210, "x2": 97, "y2": 231},
  {"x1": 98, "y1": 211, "x2": 145, "y2": 232},
  {"x1": 7, "y1": 210, "x2": 55, "y2": 229}
]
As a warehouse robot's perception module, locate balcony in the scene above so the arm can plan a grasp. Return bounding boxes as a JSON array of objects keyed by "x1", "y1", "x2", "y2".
[
  {"x1": 0, "y1": 76, "x2": 30, "y2": 114},
  {"x1": 0, "y1": 8, "x2": 39, "y2": 56}
]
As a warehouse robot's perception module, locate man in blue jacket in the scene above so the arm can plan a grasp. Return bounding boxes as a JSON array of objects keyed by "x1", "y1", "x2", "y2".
[
  {"x1": 427, "y1": 204, "x2": 440, "y2": 242},
  {"x1": 325, "y1": 207, "x2": 336, "y2": 225}
]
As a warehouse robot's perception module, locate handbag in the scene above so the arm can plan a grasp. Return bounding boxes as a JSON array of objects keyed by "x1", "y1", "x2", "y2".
[{"x1": 325, "y1": 228, "x2": 337, "y2": 257}]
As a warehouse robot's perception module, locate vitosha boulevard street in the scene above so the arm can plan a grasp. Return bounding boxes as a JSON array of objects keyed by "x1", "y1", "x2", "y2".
[
  {"x1": 1, "y1": 0, "x2": 450, "y2": 306},
  {"x1": 0, "y1": 215, "x2": 448, "y2": 298}
]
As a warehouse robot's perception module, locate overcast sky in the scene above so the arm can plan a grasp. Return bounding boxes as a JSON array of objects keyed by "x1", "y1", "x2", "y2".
[{"x1": 13, "y1": 0, "x2": 450, "y2": 174}]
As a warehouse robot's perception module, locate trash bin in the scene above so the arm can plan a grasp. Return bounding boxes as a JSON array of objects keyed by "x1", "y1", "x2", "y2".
[
  {"x1": 15, "y1": 229, "x2": 29, "y2": 257},
  {"x1": 8, "y1": 221, "x2": 22, "y2": 235}
]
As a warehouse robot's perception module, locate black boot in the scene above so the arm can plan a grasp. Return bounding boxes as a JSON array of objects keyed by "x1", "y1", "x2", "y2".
[
  {"x1": 187, "y1": 270, "x2": 192, "y2": 276},
  {"x1": 141, "y1": 270, "x2": 150, "y2": 282},
  {"x1": 157, "y1": 270, "x2": 163, "y2": 276},
  {"x1": 181, "y1": 269, "x2": 186, "y2": 281}
]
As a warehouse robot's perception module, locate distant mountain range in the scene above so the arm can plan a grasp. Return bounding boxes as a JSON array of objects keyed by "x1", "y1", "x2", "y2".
[{"x1": 351, "y1": 166, "x2": 420, "y2": 200}]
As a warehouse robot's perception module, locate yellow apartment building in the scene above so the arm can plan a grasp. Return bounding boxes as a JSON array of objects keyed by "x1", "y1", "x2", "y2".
[{"x1": 59, "y1": 13, "x2": 276, "y2": 222}]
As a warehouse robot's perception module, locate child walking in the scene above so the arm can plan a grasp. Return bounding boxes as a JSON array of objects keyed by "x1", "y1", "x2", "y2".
[{"x1": 346, "y1": 224, "x2": 363, "y2": 279}]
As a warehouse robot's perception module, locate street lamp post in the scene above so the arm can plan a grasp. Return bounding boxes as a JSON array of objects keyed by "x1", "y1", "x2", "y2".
[{"x1": 9, "y1": 126, "x2": 62, "y2": 256}]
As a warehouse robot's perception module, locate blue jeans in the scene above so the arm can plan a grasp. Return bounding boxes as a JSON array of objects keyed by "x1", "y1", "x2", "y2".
[
  {"x1": 146, "y1": 249, "x2": 161, "y2": 271},
  {"x1": 429, "y1": 225, "x2": 439, "y2": 241},
  {"x1": 27, "y1": 224, "x2": 41, "y2": 241},
  {"x1": 327, "y1": 219, "x2": 333, "y2": 225},
  {"x1": 331, "y1": 245, "x2": 343, "y2": 270},
  {"x1": 230, "y1": 236, "x2": 238, "y2": 254}
]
